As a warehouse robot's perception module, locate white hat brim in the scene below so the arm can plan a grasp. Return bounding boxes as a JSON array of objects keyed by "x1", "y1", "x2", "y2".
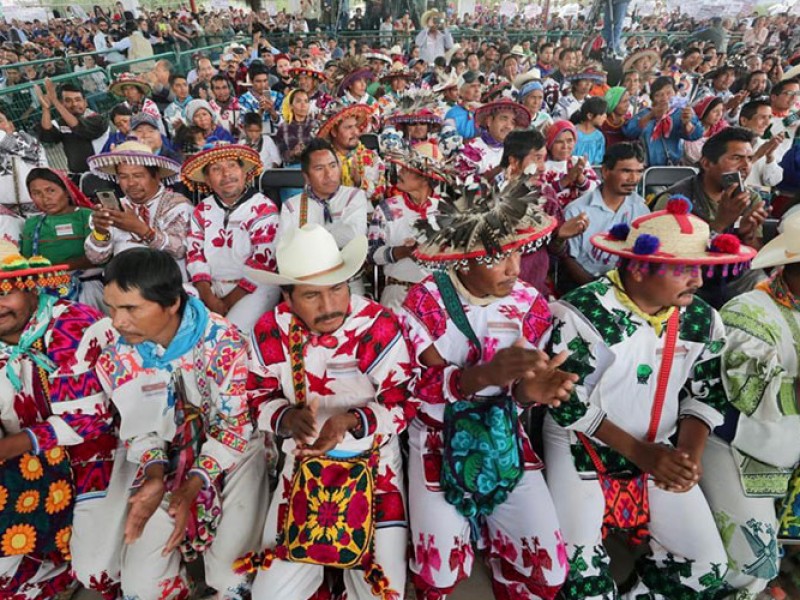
[
  {"x1": 751, "y1": 233, "x2": 800, "y2": 269},
  {"x1": 244, "y1": 235, "x2": 368, "y2": 287}
]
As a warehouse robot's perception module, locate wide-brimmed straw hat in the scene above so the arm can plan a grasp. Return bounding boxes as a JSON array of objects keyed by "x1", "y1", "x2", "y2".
[
  {"x1": 420, "y1": 9, "x2": 442, "y2": 26},
  {"x1": 109, "y1": 72, "x2": 152, "y2": 97},
  {"x1": 288, "y1": 66, "x2": 326, "y2": 82},
  {"x1": 414, "y1": 178, "x2": 556, "y2": 270},
  {"x1": 332, "y1": 56, "x2": 375, "y2": 96},
  {"x1": 88, "y1": 141, "x2": 182, "y2": 184},
  {"x1": 0, "y1": 240, "x2": 70, "y2": 296},
  {"x1": 591, "y1": 196, "x2": 756, "y2": 275},
  {"x1": 513, "y1": 67, "x2": 542, "y2": 90},
  {"x1": 385, "y1": 89, "x2": 443, "y2": 127},
  {"x1": 386, "y1": 142, "x2": 450, "y2": 183},
  {"x1": 380, "y1": 61, "x2": 416, "y2": 83},
  {"x1": 245, "y1": 224, "x2": 367, "y2": 286},
  {"x1": 751, "y1": 212, "x2": 800, "y2": 269},
  {"x1": 180, "y1": 142, "x2": 263, "y2": 192},
  {"x1": 623, "y1": 48, "x2": 660, "y2": 73},
  {"x1": 474, "y1": 99, "x2": 531, "y2": 128},
  {"x1": 316, "y1": 100, "x2": 373, "y2": 140}
]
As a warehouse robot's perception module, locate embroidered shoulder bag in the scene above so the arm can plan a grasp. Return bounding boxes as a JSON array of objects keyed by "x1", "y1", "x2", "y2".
[
  {"x1": 577, "y1": 310, "x2": 679, "y2": 545},
  {"x1": 234, "y1": 317, "x2": 396, "y2": 599},
  {"x1": 433, "y1": 271, "x2": 524, "y2": 519}
]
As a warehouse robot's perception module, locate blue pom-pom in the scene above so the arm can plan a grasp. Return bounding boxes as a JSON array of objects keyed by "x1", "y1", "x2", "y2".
[
  {"x1": 608, "y1": 223, "x2": 630, "y2": 241},
  {"x1": 632, "y1": 234, "x2": 660, "y2": 256}
]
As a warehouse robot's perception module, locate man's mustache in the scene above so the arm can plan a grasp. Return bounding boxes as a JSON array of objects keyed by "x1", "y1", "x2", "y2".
[{"x1": 314, "y1": 312, "x2": 345, "y2": 324}]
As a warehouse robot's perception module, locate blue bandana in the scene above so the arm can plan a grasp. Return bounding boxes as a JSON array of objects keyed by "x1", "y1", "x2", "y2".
[{"x1": 134, "y1": 295, "x2": 209, "y2": 371}]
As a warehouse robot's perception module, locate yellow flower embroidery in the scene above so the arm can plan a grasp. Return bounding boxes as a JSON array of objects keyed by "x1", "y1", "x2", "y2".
[
  {"x1": 19, "y1": 454, "x2": 43, "y2": 481},
  {"x1": 45, "y1": 480, "x2": 72, "y2": 515},
  {"x1": 1, "y1": 524, "x2": 37, "y2": 555},
  {"x1": 15, "y1": 491, "x2": 40, "y2": 514},
  {"x1": 55, "y1": 527, "x2": 72, "y2": 560},
  {"x1": 0, "y1": 486, "x2": 7, "y2": 511},
  {"x1": 45, "y1": 446, "x2": 66, "y2": 466}
]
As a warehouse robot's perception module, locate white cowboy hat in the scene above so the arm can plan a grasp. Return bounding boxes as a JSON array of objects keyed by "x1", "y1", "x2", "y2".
[
  {"x1": 513, "y1": 67, "x2": 542, "y2": 90},
  {"x1": 421, "y1": 9, "x2": 441, "y2": 26},
  {"x1": 245, "y1": 225, "x2": 367, "y2": 286},
  {"x1": 751, "y1": 212, "x2": 800, "y2": 269},
  {"x1": 444, "y1": 43, "x2": 462, "y2": 64}
]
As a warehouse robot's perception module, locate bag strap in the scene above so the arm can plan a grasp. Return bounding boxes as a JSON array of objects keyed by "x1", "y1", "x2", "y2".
[
  {"x1": 577, "y1": 309, "x2": 680, "y2": 470},
  {"x1": 299, "y1": 192, "x2": 308, "y2": 228},
  {"x1": 288, "y1": 317, "x2": 308, "y2": 407},
  {"x1": 432, "y1": 271, "x2": 481, "y2": 352}
]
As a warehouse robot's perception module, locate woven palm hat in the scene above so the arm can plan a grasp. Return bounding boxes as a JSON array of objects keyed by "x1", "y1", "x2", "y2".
[
  {"x1": 623, "y1": 48, "x2": 660, "y2": 73},
  {"x1": 316, "y1": 100, "x2": 373, "y2": 140},
  {"x1": 180, "y1": 142, "x2": 263, "y2": 192},
  {"x1": 591, "y1": 196, "x2": 756, "y2": 276},
  {"x1": 88, "y1": 141, "x2": 182, "y2": 184},
  {"x1": 751, "y1": 211, "x2": 800, "y2": 269},
  {"x1": 0, "y1": 240, "x2": 70, "y2": 296},
  {"x1": 414, "y1": 178, "x2": 556, "y2": 270},
  {"x1": 244, "y1": 224, "x2": 367, "y2": 286},
  {"x1": 386, "y1": 142, "x2": 451, "y2": 183},
  {"x1": 110, "y1": 72, "x2": 152, "y2": 97},
  {"x1": 474, "y1": 99, "x2": 531, "y2": 128},
  {"x1": 380, "y1": 61, "x2": 416, "y2": 83},
  {"x1": 385, "y1": 89, "x2": 443, "y2": 127},
  {"x1": 288, "y1": 66, "x2": 326, "y2": 82},
  {"x1": 421, "y1": 9, "x2": 442, "y2": 27}
]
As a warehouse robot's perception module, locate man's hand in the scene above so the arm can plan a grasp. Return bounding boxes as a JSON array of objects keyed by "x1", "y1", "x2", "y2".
[
  {"x1": 565, "y1": 156, "x2": 586, "y2": 187},
  {"x1": 753, "y1": 134, "x2": 783, "y2": 162},
  {"x1": 195, "y1": 282, "x2": 228, "y2": 316},
  {"x1": 557, "y1": 212, "x2": 589, "y2": 239},
  {"x1": 282, "y1": 400, "x2": 318, "y2": 446},
  {"x1": 725, "y1": 90, "x2": 748, "y2": 112},
  {"x1": 480, "y1": 340, "x2": 550, "y2": 388},
  {"x1": 515, "y1": 351, "x2": 578, "y2": 407},
  {"x1": 631, "y1": 441, "x2": 699, "y2": 492},
  {"x1": 392, "y1": 239, "x2": 418, "y2": 261},
  {"x1": 99, "y1": 206, "x2": 150, "y2": 237},
  {"x1": 738, "y1": 200, "x2": 769, "y2": 242},
  {"x1": 163, "y1": 475, "x2": 204, "y2": 556},
  {"x1": 33, "y1": 85, "x2": 51, "y2": 109},
  {"x1": 125, "y1": 476, "x2": 165, "y2": 544},
  {"x1": 293, "y1": 411, "x2": 358, "y2": 458},
  {"x1": 711, "y1": 184, "x2": 750, "y2": 232},
  {"x1": 43, "y1": 77, "x2": 59, "y2": 105}
]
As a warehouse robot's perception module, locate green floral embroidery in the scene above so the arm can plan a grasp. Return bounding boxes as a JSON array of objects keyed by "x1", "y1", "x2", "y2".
[{"x1": 637, "y1": 364, "x2": 654, "y2": 385}]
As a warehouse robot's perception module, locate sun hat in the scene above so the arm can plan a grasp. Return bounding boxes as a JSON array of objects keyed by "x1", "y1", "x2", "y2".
[
  {"x1": 380, "y1": 61, "x2": 416, "y2": 83},
  {"x1": 385, "y1": 142, "x2": 451, "y2": 183},
  {"x1": 591, "y1": 195, "x2": 756, "y2": 276},
  {"x1": 385, "y1": 89, "x2": 443, "y2": 128},
  {"x1": 244, "y1": 224, "x2": 367, "y2": 286},
  {"x1": 433, "y1": 71, "x2": 459, "y2": 93},
  {"x1": 751, "y1": 211, "x2": 800, "y2": 269},
  {"x1": 109, "y1": 72, "x2": 152, "y2": 97},
  {"x1": 331, "y1": 56, "x2": 375, "y2": 96},
  {"x1": 622, "y1": 48, "x2": 660, "y2": 73},
  {"x1": 316, "y1": 99, "x2": 373, "y2": 140},
  {"x1": 180, "y1": 142, "x2": 263, "y2": 193},
  {"x1": 420, "y1": 9, "x2": 442, "y2": 27},
  {"x1": 414, "y1": 178, "x2": 556, "y2": 270},
  {"x1": 287, "y1": 66, "x2": 326, "y2": 82},
  {"x1": 474, "y1": 99, "x2": 531, "y2": 128},
  {"x1": 88, "y1": 141, "x2": 182, "y2": 183},
  {"x1": 0, "y1": 240, "x2": 70, "y2": 296},
  {"x1": 513, "y1": 67, "x2": 542, "y2": 90},
  {"x1": 481, "y1": 80, "x2": 512, "y2": 103}
]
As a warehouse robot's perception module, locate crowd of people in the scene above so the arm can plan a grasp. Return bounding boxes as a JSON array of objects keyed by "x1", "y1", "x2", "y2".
[{"x1": 2, "y1": 3, "x2": 800, "y2": 600}]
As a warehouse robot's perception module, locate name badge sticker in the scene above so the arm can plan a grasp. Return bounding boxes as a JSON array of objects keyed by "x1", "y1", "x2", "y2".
[{"x1": 55, "y1": 224, "x2": 74, "y2": 237}]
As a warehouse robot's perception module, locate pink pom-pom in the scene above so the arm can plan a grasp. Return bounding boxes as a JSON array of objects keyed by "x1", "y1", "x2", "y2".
[
  {"x1": 710, "y1": 233, "x2": 741, "y2": 254},
  {"x1": 666, "y1": 195, "x2": 692, "y2": 215}
]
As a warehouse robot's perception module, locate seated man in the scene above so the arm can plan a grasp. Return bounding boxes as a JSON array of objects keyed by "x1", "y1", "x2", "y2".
[
  {"x1": 402, "y1": 180, "x2": 575, "y2": 598},
  {"x1": 183, "y1": 142, "x2": 281, "y2": 332},
  {"x1": 95, "y1": 248, "x2": 269, "y2": 600},
  {"x1": 240, "y1": 225, "x2": 414, "y2": 599},
  {"x1": 701, "y1": 215, "x2": 800, "y2": 598},
  {"x1": 444, "y1": 71, "x2": 483, "y2": 140},
  {"x1": 562, "y1": 142, "x2": 649, "y2": 290},
  {"x1": 0, "y1": 245, "x2": 117, "y2": 599},
  {"x1": 454, "y1": 99, "x2": 531, "y2": 187},
  {"x1": 546, "y1": 197, "x2": 756, "y2": 598},
  {"x1": 655, "y1": 127, "x2": 769, "y2": 307},
  {"x1": 86, "y1": 142, "x2": 191, "y2": 277}
]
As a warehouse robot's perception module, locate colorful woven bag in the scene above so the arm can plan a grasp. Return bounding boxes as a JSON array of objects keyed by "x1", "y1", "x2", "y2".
[
  {"x1": 433, "y1": 271, "x2": 524, "y2": 519},
  {"x1": 576, "y1": 310, "x2": 679, "y2": 546}
]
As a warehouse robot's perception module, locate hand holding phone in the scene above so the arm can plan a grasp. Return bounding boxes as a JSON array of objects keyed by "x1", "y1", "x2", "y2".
[
  {"x1": 96, "y1": 190, "x2": 121, "y2": 211},
  {"x1": 721, "y1": 171, "x2": 745, "y2": 195}
]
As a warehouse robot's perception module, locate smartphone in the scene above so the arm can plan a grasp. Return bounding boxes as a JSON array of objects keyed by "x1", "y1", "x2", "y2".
[
  {"x1": 96, "y1": 191, "x2": 121, "y2": 211},
  {"x1": 721, "y1": 171, "x2": 745, "y2": 195}
]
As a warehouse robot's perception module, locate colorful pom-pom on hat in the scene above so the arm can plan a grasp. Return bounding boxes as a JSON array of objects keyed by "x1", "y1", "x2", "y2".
[{"x1": 0, "y1": 241, "x2": 70, "y2": 296}]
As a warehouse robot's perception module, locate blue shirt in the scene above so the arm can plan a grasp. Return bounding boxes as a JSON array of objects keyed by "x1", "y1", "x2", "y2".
[
  {"x1": 622, "y1": 108, "x2": 704, "y2": 166},
  {"x1": 445, "y1": 105, "x2": 476, "y2": 141},
  {"x1": 574, "y1": 128, "x2": 606, "y2": 165},
  {"x1": 564, "y1": 186, "x2": 650, "y2": 277}
]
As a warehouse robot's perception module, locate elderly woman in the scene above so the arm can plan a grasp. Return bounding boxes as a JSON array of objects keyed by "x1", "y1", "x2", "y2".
[
  {"x1": 175, "y1": 98, "x2": 235, "y2": 155},
  {"x1": 21, "y1": 167, "x2": 103, "y2": 308},
  {"x1": 622, "y1": 75, "x2": 704, "y2": 166},
  {"x1": 517, "y1": 79, "x2": 553, "y2": 133},
  {"x1": 538, "y1": 119, "x2": 599, "y2": 223}
]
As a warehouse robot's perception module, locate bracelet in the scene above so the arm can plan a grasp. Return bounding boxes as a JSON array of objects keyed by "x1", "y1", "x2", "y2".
[
  {"x1": 347, "y1": 409, "x2": 365, "y2": 439},
  {"x1": 91, "y1": 229, "x2": 111, "y2": 242}
]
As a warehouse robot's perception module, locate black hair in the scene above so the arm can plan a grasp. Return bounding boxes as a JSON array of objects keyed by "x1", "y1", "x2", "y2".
[
  {"x1": 701, "y1": 126, "x2": 755, "y2": 163},
  {"x1": 650, "y1": 76, "x2": 676, "y2": 98},
  {"x1": 103, "y1": 248, "x2": 187, "y2": 309},
  {"x1": 571, "y1": 96, "x2": 607, "y2": 124},
  {"x1": 500, "y1": 129, "x2": 545, "y2": 169},
  {"x1": 57, "y1": 82, "x2": 84, "y2": 100},
  {"x1": 25, "y1": 167, "x2": 68, "y2": 195},
  {"x1": 242, "y1": 112, "x2": 263, "y2": 128},
  {"x1": 683, "y1": 47, "x2": 702, "y2": 59},
  {"x1": 771, "y1": 79, "x2": 799, "y2": 97},
  {"x1": 602, "y1": 142, "x2": 645, "y2": 169},
  {"x1": 300, "y1": 138, "x2": 336, "y2": 174},
  {"x1": 739, "y1": 99, "x2": 771, "y2": 122},
  {"x1": 110, "y1": 103, "x2": 133, "y2": 120},
  {"x1": 210, "y1": 74, "x2": 232, "y2": 88},
  {"x1": 169, "y1": 73, "x2": 188, "y2": 86},
  {"x1": 248, "y1": 62, "x2": 269, "y2": 80}
]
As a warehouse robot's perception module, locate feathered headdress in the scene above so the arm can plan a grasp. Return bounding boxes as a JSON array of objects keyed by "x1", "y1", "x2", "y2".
[
  {"x1": 385, "y1": 88, "x2": 443, "y2": 127},
  {"x1": 414, "y1": 178, "x2": 556, "y2": 270},
  {"x1": 332, "y1": 56, "x2": 374, "y2": 96}
]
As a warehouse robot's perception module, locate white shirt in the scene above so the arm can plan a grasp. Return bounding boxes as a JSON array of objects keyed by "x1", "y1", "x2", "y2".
[{"x1": 280, "y1": 186, "x2": 368, "y2": 249}]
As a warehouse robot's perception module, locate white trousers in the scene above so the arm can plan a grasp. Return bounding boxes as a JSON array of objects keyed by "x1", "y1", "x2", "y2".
[
  {"x1": 700, "y1": 434, "x2": 781, "y2": 599},
  {"x1": 212, "y1": 280, "x2": 280, "y2": 335},
  {"x1": 543, "y1": 416, "x2": 729, "y2": 600}
]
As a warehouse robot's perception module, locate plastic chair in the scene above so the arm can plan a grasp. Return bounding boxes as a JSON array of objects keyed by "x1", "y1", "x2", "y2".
[
  {"x1": 360, "y1": 133, "x2": 379, "y2": 151},
  {"x1": 258, "y1": 169, "x2": 306, "y2": 209},
  {"x1": 641, "y1": 166, "x2": 698, "y2": 205}
]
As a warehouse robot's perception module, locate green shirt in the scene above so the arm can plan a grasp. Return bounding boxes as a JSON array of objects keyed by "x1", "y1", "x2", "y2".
[{"x1": 21, "y1": 208, "x2": 93, "y2": 265}]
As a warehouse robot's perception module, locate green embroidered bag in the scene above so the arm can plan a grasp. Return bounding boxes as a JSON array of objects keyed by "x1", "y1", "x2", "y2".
[{"x1": 433, "y1": 271, "x2": 523, "y2": 518}]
